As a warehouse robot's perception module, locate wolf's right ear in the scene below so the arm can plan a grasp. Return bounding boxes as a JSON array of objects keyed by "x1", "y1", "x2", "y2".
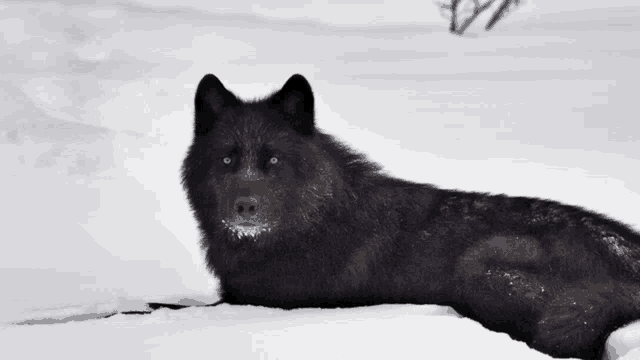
[{"x1": 194, "y1": 74, "x2": 240, "y2": 136}]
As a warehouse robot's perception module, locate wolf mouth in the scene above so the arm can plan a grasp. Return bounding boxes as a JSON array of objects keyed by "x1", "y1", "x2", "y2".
[{"x1": 222, "y1": 219, "x2": 273, "y2": 239}]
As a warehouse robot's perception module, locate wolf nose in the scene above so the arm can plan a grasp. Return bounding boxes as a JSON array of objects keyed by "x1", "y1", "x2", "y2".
[{"x1": 235, "y1": 197, "x2": 259, "y2": 218}]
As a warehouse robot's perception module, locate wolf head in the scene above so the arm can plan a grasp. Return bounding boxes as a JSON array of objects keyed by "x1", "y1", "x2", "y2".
[
  {"x1": 193, "y1": 73, "x2": 315, "y2": 137},
  {"x1": 182, "y1": 74, "x2": 342, "y2": 248}
]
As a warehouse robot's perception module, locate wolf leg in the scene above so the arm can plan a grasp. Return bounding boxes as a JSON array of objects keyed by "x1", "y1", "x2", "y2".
[
  {"x1": 532, "y1": 282, "x2": 640, "y2": 360},
  {"x1": 452, "y1": 266, "x2": 551, "y2": 343}
]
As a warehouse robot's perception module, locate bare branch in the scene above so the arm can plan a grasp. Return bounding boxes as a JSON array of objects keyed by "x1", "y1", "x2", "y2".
[
  {"x1": 485, "y1": 0, "x2": 523, "y2": 30},
  {"x1": 455, "y1": 0, "x2": 495, "y2": 35},
  {"x1": 436, "y1": 1, "x2": 454, "y2": 20},
  {"x1": 449, "y1": 0, "x2": 461, "y2": 34},
  {"x1": 435, "y1": 0, "x2": 524, "y2": 35}
]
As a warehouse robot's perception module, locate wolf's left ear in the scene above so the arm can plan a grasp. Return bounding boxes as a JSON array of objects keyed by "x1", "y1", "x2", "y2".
[{"x1": 271, "y1": 74, "x2": 315, "y2": 136}]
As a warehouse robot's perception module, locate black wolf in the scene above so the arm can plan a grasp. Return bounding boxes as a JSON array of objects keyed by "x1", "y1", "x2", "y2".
[{"x1": 180, "y1": 73, "x2": 640, "y2": 359}]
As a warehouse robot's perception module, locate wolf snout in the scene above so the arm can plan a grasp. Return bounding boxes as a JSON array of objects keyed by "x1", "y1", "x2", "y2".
[{"x1": 235, "y1": 196, "x2": 259, "y2": 219}]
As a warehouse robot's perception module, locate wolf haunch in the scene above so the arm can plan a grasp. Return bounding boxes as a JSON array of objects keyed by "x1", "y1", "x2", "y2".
[{"x1": 181, "y1": 73, "x2": 640, "y2": 359}]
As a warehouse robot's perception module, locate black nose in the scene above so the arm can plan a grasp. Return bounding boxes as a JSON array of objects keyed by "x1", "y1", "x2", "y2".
[{"x1": 234, "y1": 196, "x2": 259, "y2": 219}]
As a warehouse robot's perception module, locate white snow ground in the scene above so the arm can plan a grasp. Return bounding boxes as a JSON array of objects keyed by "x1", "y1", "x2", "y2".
[{"x1": 1, "y1": 0, "x2": 639, "y2": 359}]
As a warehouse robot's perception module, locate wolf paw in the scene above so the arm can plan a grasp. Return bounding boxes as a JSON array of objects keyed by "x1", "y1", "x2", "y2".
[{"x1": 532, "y1": 288, "x2": 613, "y2": 359}]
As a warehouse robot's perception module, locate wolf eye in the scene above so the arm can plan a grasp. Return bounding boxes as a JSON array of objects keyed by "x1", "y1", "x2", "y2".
[
  {"x1": 222, "y1": 157, "x2": 232, "y2": 165},
  {"x1": 269, "y1": 157, "x2": 278, "y2": 164}
]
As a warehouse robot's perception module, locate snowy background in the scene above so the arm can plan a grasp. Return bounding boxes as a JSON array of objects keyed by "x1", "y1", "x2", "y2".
[{"x1": 1, "y1": 0, "x2": 639, "y2": 358}]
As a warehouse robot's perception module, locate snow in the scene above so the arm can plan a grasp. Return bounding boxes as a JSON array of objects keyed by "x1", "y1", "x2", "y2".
[
  {"x1": 1, "y1": 304, "x2": 556, "y2": 359},
  {"x1": 1, "y1": 0, "x2": 639, "y2": 359}
]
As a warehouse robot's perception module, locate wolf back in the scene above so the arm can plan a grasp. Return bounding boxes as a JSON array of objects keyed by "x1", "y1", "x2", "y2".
[{"x1": 181, "y1": 73, "x2": 640, "y2": 360}]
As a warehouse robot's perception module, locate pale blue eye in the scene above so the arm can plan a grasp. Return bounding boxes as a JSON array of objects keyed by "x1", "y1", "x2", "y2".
[
  {"x1": 223, "y1": 157, "x2": 231, "y2": 164},
  {"x1": 270, "y1": 157, "x2": 278, "y2": 164}
]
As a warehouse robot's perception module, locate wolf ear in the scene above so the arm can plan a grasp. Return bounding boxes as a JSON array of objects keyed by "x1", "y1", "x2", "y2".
[
  {"x1": 271, "y1": 74, "x2": 315, "y2": 136},
  {"x1": 194, "y1": 74, "x2": 240, "y2": 136}
]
